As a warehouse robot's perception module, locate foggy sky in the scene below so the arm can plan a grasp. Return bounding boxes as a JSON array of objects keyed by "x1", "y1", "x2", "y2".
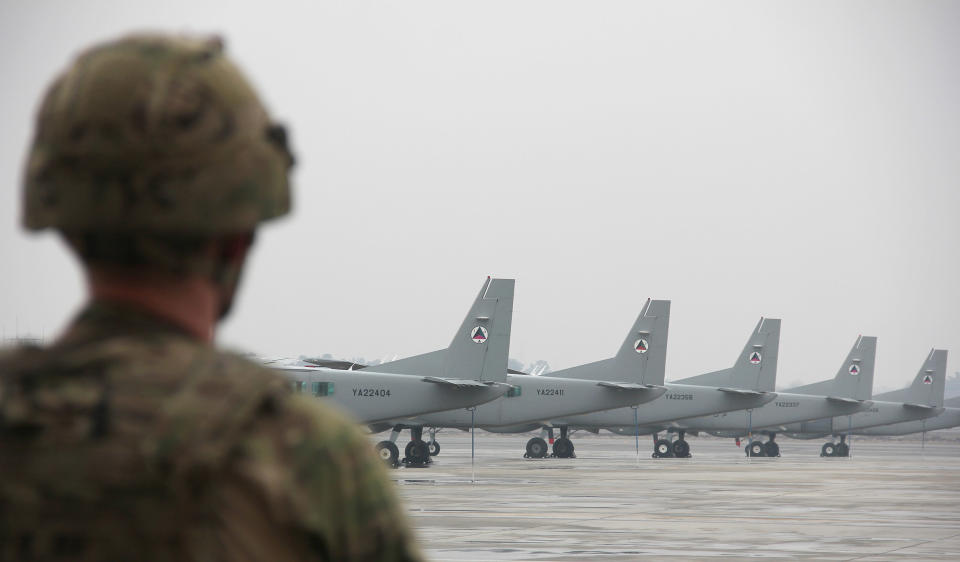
[{"x1": 1, "y1": 1, "x2": 958, "y2": 391}]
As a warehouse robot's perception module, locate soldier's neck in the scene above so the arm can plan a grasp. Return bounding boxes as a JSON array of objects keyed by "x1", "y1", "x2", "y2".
[{"x1": 86, "y1": 267, "x2": 218, "y2": 343}]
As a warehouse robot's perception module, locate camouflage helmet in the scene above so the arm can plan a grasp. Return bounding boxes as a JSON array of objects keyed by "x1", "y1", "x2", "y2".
[{"x1": 22, "y1": 33, "x2": 294, "y2": 235}]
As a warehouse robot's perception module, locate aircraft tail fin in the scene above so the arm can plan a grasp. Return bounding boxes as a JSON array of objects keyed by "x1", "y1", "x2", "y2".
[
  {"x1": 675, "y1": 317, "x2": 780, "y2": 391},
  {"x1": 786, "y1": 336, "x2": 877, "y2": 400},
  {"x1": 544, "y1": 299, "x2": 670, "y2": 384},
  {"x1": 874, "y1": 349, "x2": 947, "y2": 407},
  {"x1": 372, "y1": 277, "x2": 514, "y2": 383},
  {"x1": 607, "y1": 299, "x2": 671, "y2": 385}
]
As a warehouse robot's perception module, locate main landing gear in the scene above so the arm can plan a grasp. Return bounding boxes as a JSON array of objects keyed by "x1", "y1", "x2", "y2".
[
  {"x1": 553, "y1": 426, "x2": 576, "y2": 458},
  {"x1": 651, "y1": 431, "x2": 691, "y2": 458},
  {"x1": 376, "y1": 426, "x2": 441, "y2": 468},
  {"x1": 524, "y1": 426, "x2": 576, "y2": 459},
  {"x1": 821, "y1": 435, "x2": 849, "y2": 457},
  {"x1": 744, "y1": 433, "x2": 780, "y2": 457}
]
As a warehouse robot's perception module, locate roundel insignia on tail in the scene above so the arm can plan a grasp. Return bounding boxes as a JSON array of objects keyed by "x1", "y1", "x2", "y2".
[
  {"x1": 922, "y1": 374, "x2": 934, "y2": 385},
  {"x1": 748, "y1": 351, "x2": 762, "y2": 365},
  {"x1": 849, "y1": 364, "x2": 860, "y2": 375},
  {"x1": 470, "y1": 326, "x2": 488, "y2": 344},
  {"x1": 634, "y1": 338, "x2": 649, "y2": 354}
]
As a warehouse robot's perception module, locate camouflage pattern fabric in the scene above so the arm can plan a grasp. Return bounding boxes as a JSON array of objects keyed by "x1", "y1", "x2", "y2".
[
  {"x1": 0, "y1": 303, "x2": 422, "y2": 561},
  {"x1": 22, "y1": 34, "x2": 293, "y2": 235}
]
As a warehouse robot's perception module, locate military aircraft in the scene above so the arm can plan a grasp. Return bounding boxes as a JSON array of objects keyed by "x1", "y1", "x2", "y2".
[
  {"x1": 274, "y1": 277, "x2": 513, "y2": 432},
  {"x1": 853, "y1": 395, "x2": 960, "y2": 437},
  {"x1": 370, "y1": 298, "x2": 670, "y2": 466},
  {"x1": 542, "y1": 312, "x2": 780, "y2": 459},
  {"x1": 612, "y1": 335, "x2": 877, "y2": 457},
  {"x1": 781, "y1": 349, "x2": 948, "y2": 456}
]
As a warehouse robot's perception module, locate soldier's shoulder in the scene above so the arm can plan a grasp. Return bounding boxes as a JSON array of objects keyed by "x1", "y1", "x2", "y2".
[
  {"x1": 231, "y1": 379, "x2": 423, "y2": 560},
  {"x1": 0, "y1": 343, "x2": 63, "y2": 381}
]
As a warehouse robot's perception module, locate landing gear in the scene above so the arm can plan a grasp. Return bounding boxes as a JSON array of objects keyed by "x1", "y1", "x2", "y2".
[
  {"x1": 652, "y1": 433, "x2": 673, "y2": 458},
  {"x1": 427, "y1": 428, "x2": 440, "y2": 456},
  {"x1": 402, "y1": 426, "x2": 431, "y2": 467},
  {"x1": 524, "y1": 427, "x2": 553, "y2": 459},
  {"x1": 821, "y1": 435, "x2": 849, "y2": 457},
  {"x1": 553, "y1": 437, "x2": 575, "y2": 458},
  {"x1": 375, "y1": 426, "x2": 404, "y2": 469},
  {"x1": 671, "y1": 430, "x2": 691, "y2": 458},
  {"x1": 376, "y1": 441, "x2": 400, "y2": 468},
  {"x1": 763, "y1": 433, "x2": 780, "y2": 457},
  {"x1": 524, "y1": 437, "x2": 549, "y2": 459},
  {"x1": 763, "y1": 440, "x2": 780, "y2": 458},
  {"x1": 746, "y1": 440, "x2": 766, "y2": 457},
  {"x1": 837, "y1": 435, "x2": 850, "y2": 457},
  {"x1": 552, "y1": 426, "x2": 576, "y2": 458}
]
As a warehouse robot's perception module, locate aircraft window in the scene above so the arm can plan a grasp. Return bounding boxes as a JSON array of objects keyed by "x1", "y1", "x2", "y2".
[
  {"x1": 312, "y1": 382, "x2": 334, "y2": 397},
  {"x1": 506, "y1": 386, "x2": 522, "y2": 398}
]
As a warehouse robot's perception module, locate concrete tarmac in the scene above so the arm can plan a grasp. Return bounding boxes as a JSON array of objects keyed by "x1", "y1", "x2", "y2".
[{"x1": 378, "y1": 432, "x2": 960, "y2": 561}]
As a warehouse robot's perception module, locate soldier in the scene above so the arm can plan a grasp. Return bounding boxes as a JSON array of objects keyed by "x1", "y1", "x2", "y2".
[{"x1": 0, "y1": 34, "x2": 422, "y2": 561}]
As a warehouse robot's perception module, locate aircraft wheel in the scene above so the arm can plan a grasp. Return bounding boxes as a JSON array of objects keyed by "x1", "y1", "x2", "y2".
[
  {"x1": 821, "y1": 442, "x2": 837, "y2": 457},
  {"x1": 671, "y1": 439, "x2": 691, "y2": 458},
  {"x1": 653, "y1": 438, "x2": 673, "y2": 458},
  {"x1": 525, "y1": 437, "x2": 548, "y2": 459},
  {"x1": 404, "y1": 440, "x2": 430, "y2": 465},
  {"x1": 428, "y1": 440, "x2": 441, "y2": 456},
  {"x1": 376, "y1": 441, "x2": 400, "y2": 468},
  {"x1": 552, "y1": 437, "x2": 575, "y2": 458},
  {"x1": 763, "y1": 441, "x2": 780, "y2": 458},
  {"x1": 747, "y1": 441, "x2": 766, "y2": 457},
  {"x1": 835, "y1": 443, "x2": 849, "y2": 457}
]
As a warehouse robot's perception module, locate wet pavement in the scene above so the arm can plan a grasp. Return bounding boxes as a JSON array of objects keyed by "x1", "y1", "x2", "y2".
[{"x1": 378, "y1": 432, "x2": 960, "y2": 560}]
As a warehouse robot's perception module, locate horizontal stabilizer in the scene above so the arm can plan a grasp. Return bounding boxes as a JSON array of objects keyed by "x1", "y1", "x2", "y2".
[
  {"x1": 421, "y1": 376, "x2": 497, "y2": 389},
  {"x1": 596, "y1": 381, "x2": 664, "y2": 391},
  {"x1": 903, "y1": 402, "x2": 938, "y2": 410},
  {"x1": 826, "y1": 396, "x2": 868, "y2": 405},
  {"x1": 717, "y1": 388, "x2": 766, "y2": 396}
]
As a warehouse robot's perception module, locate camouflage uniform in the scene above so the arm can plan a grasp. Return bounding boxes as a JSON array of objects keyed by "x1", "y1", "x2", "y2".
[{"x1": 1, "y1": 34, "x2": 422, "y2": 561}]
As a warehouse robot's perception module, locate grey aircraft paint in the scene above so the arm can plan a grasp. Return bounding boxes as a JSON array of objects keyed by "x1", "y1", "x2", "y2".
[
  {"x1": 855, "y1": 396, "x2": 960, "y2": 436},
  {"x1": 371, "y1": 297, "x2": 671, "y2": 465},
  {"x1": 273, "y1": 277, "x2": 513, "y2": 424},
  {"x1": 618, "y1": 335, "x2": 877, "y2": 439},
  {"x1": 783, "y1": 349, "x2": 948, "y2": 437},
  {"x1": 394, "y1": 298, "x2": 670, "y2": 430},
  {"x1": 548, "y1": 315, "x2": 780, "y2": 435}
]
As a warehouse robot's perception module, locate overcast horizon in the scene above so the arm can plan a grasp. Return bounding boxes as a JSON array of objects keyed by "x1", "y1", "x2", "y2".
[{"x1": 1, "y1": 1, "x2": 958, "y2": 391}]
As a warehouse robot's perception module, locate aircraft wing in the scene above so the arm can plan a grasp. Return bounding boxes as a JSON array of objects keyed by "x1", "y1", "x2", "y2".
[
  {"x1": 421, "y1": 376, "x2": 499, "y2": 389},
  {"x1": 596, "y1": 382, "x2": 665, "y2": 391},
  {"x1": 717, "y1": 388, "x2": 767, "y2": 396}
]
